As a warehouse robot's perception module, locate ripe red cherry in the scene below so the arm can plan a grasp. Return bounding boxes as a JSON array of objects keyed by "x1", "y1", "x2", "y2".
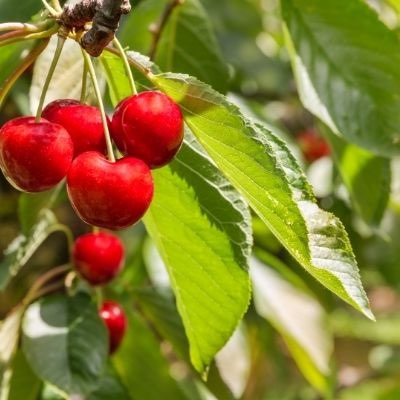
[
  {"x1": 67, "y1": 151, "x2": 154, "y2": 230},
  {"x1": 111, "y1": 91, "x2": 184, "y2": 168},
  {"x1": 99, "y1": 300, "x2": 127, "y2": 354},
  {"x1": 72, "y1": 232, "x2": 124, "y2": 285},
  {"x1": 297, "y1": 129, "x2": 330, "y2": 162},
  {"x1": 42, "y1": 99, "x2": 106, "y2": 157},
  {"x1": 110, "y1": 97, "x2": 129, "y2": 153},
  {"x1": 0, "y1": 116, "x2": 73, "y2": 192}
]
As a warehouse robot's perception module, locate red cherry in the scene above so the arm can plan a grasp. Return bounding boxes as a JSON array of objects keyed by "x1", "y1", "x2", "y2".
[
  {"x1": 111, "y1": 91, "x2": 184, "y2": 168},
  {"x1": 297, "y1": 129, "x2": 330, "y2": 162},
  {"x1": 110, "y1": 97, "x2": 129, "y2": 153},
  {"x1": 42, "y1": 99, "x2": 107, "y2": 157},
  {"x1": 0, "y1": 116, "x2": 73, "y2": 192},
  {"x1": 67, "y1": 151, "x2": 154, "y2": 230},
  {"x1": 72, "y1": 231, "x2": 124, "y2": 285},
  {"x1": 99, "y1": 300, "x2": 127, "y2": 354}
]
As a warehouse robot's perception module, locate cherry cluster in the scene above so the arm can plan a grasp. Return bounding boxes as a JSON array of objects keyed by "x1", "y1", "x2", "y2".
[
  {"x1": 0, "y1": 90, "x2": 183, "y2": 353},
  {"x1": 0, "y1": 90, "x2": 184, "y2": 230},
  {"x1": 73, "y1": 231, "x2": 127, "y2": 353}
]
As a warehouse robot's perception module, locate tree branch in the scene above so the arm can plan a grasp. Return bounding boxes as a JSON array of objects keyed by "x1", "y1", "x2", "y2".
[
  {"x1": 60, "y1": 0, "x2": 132, "y2": 57},
  {"x1": 81, "y1": 0, "x2": 131, "y2": 56}
]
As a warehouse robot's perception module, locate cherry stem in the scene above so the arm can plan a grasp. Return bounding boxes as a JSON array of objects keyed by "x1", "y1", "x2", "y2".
[
  {"x1": 82, "y1": 49, "x2": 116, "y2": 162},
  {"x1": 0, "y1": 24, "x2": 58, "y2": 48},
  {"x1": 113, "y1": 37, "x2": 137, "y2": 95},
  {"x1": 42, "y1": 0, "x2": 59, "y2": 16},
  {"x1": 50, "y1": 0, "x2": 62, "y2": 12},
  {"x1": 0, "y1": 38, "x2": 49, "y2": 109},
  {"x1": 0, "y1": 22, "x2": 42, "y2": 32},
  {"x1": 30, "y1": 280, "x2": 65, "y2": 302},
  {"x1": 80, "y1": 58, "x2": 88, "y2": 103},
  {"x1": 23, "y1": 264, "x2": 71, "y2": 305},
  {"x1": 35, "y1": 35, "x2": 66, "y2": 122},
  {"x1": 54, "y1": 223, "x2": 75, "y2": 252},
  {"x1": 104, "y1": 46, "x2": 156, "y2": 83}
]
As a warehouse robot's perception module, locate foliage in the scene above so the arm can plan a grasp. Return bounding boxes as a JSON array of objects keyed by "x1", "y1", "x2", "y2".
[{"x1": 0, "y1": 0, "x2": 400, "y2": 399}]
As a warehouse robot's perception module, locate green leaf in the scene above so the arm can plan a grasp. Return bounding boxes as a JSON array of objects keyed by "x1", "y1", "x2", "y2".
[
  {"x1": 0, "y1": 210, "x2": 59, "y2": 290},
  {"x1": 151, "y1": 72, "x2": 373, "y2": 320},
  {"x1": 119, "y1": 0, "x2": 229, "y2": 92},
  {"x1": 18, "y1": 184, "x2": 63, "y2": 235},
  {"x1": 119, "y1": 0, "x2": 165, "y2": 55},
  {"x1": 282, "y1": 0, "x2": 400, "y2": 156},
  {"x1": 22, "y1": 292, "x2": 108, "y2": 396},
  {"x1": 30, "y1": 36, "x2": 98, "y2": 113},
  {"x1": 0, "y1": 306, "x2": 24, "y2": 396},
  {"x1": 200, "y1": 0, "x2": 289, "y2": 94},
  {"x1": 102, "y1": 52, "x2": 252, "y2": 373},
  {"x1": 100, "y1": 51, "x2": 133, "y2": 106},
  {"x1": 144, "y1": 131, "x2": 252, "y2": 373},
  {"x1": 251, "y1": 256, "x2": 332, "y2": 394},
  {"x1": 0, "y1": 43, "x2": 28, "y2": 89},
  {"x1": 154, "y1": 0, "x2": 230, "y2": 93},
  {"x1": 113, "y1": 311, "x2": 189, "y2": 400},
  {"x1": 322, "y1": 126, "x2": 391, "y2": 226},
  {"x1": 135, "y1": 289, "x2": 237, "y2": 400},
  {"x1": 6, "y1": 350, "x2": 41, "y2": 400},
  {"x1": 86, "y1": 367, "x2": 131, "y2": 400}
]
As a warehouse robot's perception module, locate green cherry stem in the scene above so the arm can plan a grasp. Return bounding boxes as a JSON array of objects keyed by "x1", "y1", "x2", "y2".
[
  {"x1": 0, "y1": 22, "x2": 42, "y2": 32},
  {"x1": 0, "y1": 24, "x2": 58, "y2": 48},
  {"x1": 113, "y1": 37, "x2": 138, "y2": 95},
  {"x1": 104, "y1": 46, "x2": 156, "y2": 83},
  {"x1": 81, "y1": 49, "x2": 116, "y2": 162},
  {"x1": 42, "y1": 0, "x2": 59, "y2": 16},
  {"x1": 35, "y1": 34, "x2": 66, "y2": 122}
]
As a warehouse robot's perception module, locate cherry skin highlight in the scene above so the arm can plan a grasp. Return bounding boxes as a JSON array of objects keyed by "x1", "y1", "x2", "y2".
[
  {"x1": 42, "y1": 99, "x2": 107, "y2": 157},
  {"x1": 67, "y1": 151, "x2": 154, "y2": 230},
  {"x1": 297, "y1": 129, "x2": 330, "y2": 162},
  {"x1": 72, "y1": 231, "x2": 125, "y2": 285},
  {"x1": 99, "y1": 300, "x2": 127, "y2": 354},
  {"x1": 0, "y1": 116, "x2": 73, "y2": 192},
  {"x1": 111, "y1": 91, "x2": 184, "y2": 168}
]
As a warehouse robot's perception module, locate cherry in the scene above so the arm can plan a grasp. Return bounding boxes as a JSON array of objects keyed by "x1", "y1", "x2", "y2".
[
  {"x1": 0, "y1": 116, "x2": 73, "y2": 192},
  {"x1": 110, "y1": 97, "x2": 129, "y2": 153},
  {"x1": 297, "y1": 129, "x2": 330, "y2": 162},
  {"x1": 67, "y1": 151, "x2": 154, "y2": 230},
  {"x1": 42, "y1": 99, "x2": 107, "y2": 157},
  {"x1": 99, "y1": 300, "x2": 127, "y2": 354},
  {"x1": 111, "y1": 91, "x2": 184, "y2": 168},
  {"x1": 72, "y1": 231, "x2": 124, "y2": 285}
]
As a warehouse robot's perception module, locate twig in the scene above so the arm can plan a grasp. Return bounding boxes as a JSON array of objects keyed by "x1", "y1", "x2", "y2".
[
  {"x1": 148, "y1": 0, "x2": 184, "y2": 60},
  {"x1": 0, "y1": 22, "x2": 43, "y2": 32},
  {"x1": 81, "y1": 0, "x2": 131, "y2": 57},
  {"x1": 23, "y1": 264, "x2": 71, "y2": 305},
  {"x1": 0, "y1": 24, "x2": 58, "y2": 48}
]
